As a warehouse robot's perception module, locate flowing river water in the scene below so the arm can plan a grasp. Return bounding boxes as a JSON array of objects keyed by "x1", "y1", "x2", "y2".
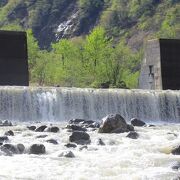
[{"x1": 0, "y1": 87, "x2": 180, "y2": 180}]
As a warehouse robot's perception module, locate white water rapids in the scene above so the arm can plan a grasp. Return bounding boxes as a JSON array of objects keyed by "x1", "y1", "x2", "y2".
[
  {"x1": 0, "y1": 87, "x2": 180, "y2": 180},
  {"x1": 0, "y1": 87, "x2": 179, "y2": 122}
]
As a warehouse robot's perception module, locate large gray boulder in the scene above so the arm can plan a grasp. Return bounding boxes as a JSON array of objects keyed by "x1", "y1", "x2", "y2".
[
  {"x1": 0, "y1": 136, "x2": 9, "y2": 143},
  {"x1": 0, "y1": 143, "x2": 25, "y2": 155},
  {"x1": 4, "y1": 130, "x2": 14, "y2": 136},
  {"x1": 98, "y1": 114, "x2": 128, "y2": 133},
  {"x1": 69, "y1": 131, "x2": 90, "y2": 145},
  {"x1": 29, "y1": 144, "x2": 46, "y2": 154},
  {"x1": 1, "y1": 144, "x2": 18, "y2": 155},
  {"x1": 46, "y1": 126, "x2": 59, "y2": 133}
]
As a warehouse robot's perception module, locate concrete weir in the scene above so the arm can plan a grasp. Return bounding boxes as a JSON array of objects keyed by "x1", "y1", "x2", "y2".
[
  {"x1": 139, "y1": 39, "x2": 180, "y2": 90},
  {"x1": 0, "y1": 87, "x2": 179, "y2": 122},
  {"x1": 0, "y1": 30, "x2": 29, "y2": 86}
]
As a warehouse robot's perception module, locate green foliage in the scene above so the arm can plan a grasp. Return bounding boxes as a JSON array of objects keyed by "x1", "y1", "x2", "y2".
[{"x1": 28, "y1": 27, "x2": 140, "y2": 88}]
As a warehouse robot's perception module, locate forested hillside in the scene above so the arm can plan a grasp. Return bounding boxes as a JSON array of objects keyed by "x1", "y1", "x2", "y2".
[{"x1": 0, "y1": 0, "x2": 179, "y2": 88}]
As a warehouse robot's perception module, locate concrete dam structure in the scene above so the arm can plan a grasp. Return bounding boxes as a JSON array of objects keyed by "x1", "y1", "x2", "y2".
[
  {"x1": 0, "y1": 30, "x2": 29, "y2": 86},
  {"x1": 139, "y1": 39, "x2": 180, "y2": 90},
  {"x1": 0, "y1": 87, "x2": 179, "y2": 123}
]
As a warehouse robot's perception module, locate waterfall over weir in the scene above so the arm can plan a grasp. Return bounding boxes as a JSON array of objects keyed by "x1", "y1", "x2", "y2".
[{"x1": 0, "y1": 86, "x2": 179, "y2": 122}]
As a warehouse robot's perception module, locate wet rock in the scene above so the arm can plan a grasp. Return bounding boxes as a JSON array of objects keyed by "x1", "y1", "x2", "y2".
[
  {"x1": 46, "y1": 139, "x2": 58, "y2": 145},
  {"x1": 171, "y1": 162, "x2": 180, "y2": 170},
  {"x1": 64, "y1": 143, "x2": 77, "y2": 148},
  {"x1": 29, "y1": 144, "x2": 46, "y2": 154},
  {"x1": 69, "y1": 131, "x2": 91, "y2": 145},
  {"x1": 69, "y1": 119, "x2": 85, "y2": 124},
  {"x1": 81, "y1": 120, "x2": 100, "y2": 128},
  {"x1": 66, "y1": 124, "x2": 87, "y2": 132},
  {"x1": 59, "y1": 151, "x2": 75, "y2": 158},
  {"x1": 46, "y1": 126, "x2": 59, "y2": 133},
  {"x1": 0, "y1": 136, "x2": 9, "y2": 143},
  {"x1": 131, "y1": 118, "x2": 146, "y2": 127},
  {"x1": 127, "y1": 124, "x2": 134, "y2": 131},
  {"x1": 98, "y1": 114, "x2": 128, "y2": 133},
  {"x1": 17, "y1": 144, "x2": 25, "y2": 154},
  {"x1": 0, "y1": 120, "x2": 12, "y2": 127},
  {"x1": 1, "y1": 144, "x2": 18, "y2": 155},
  {"x1": 97, "y1": 138, "x2": 105, "y2": 146},
  {"x1": 36, "y1": 135, "x2": 48, "y2": 139},
  {"x1": 69, "y1": 119, "x2": 100, "y2": 129},
  {"x1": 85, "y1": 122, "x2": 100, "y2": 129},
  {"x1": 4, "y1": 130, "x2": 14, "y2": 136},
  {"x1": 27, "y1": 126, "x2": 36, "y2": 131},
  {"x1": 171, "y1": 146, "x2": 180, "y2": 155},
  {"x1": 126, "y1": 131, "x2": 139, "y2": 139},
  {"x1": 35, "y1": 125, "x2": 47, "y2": 132}
]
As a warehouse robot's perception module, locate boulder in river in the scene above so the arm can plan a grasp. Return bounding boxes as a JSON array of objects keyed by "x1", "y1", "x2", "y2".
[
  {"x1": 98, "y1": 114, "x2": 129, "y2": 133},
  {"x1": 171, "y1": 146, "x2": 180, "y2": 155},
  {"x1": 0, "y1": 143, "x2": 25, "y2": 155},
  {"x1": 0, "y1": 136, "x2": 9, "y2": 143},
  {"x1": 29, "y1": 144, "x2": 46, "y2": 154},
  {"x1": 36, "y1": 135, "x2": 48, "y2": 139},
  {"x1": 35, "y1": 125, "x2": 47, "y2": 132},
  {"x1": 66, "y1": 124, "x2": 87, "y2": 132},
  {"x1": 27, "y1": 126, "x2": 36, "y2": 131},
  {"x1": 127, "y1": 124, "x2": 134, "y2": 131},
  {"x1": 64, "y1": 143, "x2": 77, "y2": 148},
  {"x1": 83, "y1": 121, "x2": 100, "y2": 128},
  {"x1": 69, "y1": 119, "x2": 85, "y2": 124},
  {"x1": 1, "y1": 144, "x2": 18, "y2": 155},
  {"x1": 131, "y1": 118, "x2": 146, "y2": 127},
  {"x1": 17, "y1": 144, "x2": 25, "y2": 154},
  {"x1": 171, "y1": 161, "x2": 180, "y2": 170},
  {"x1": 46, "y1": 139, "x2": 58, "y2": 145},
  {"x1": 126, "y1": 131, "x2": 139, "y2": 139},
  {"x1": 59, "y1": 151, "x2": 75, "y2": 158},
  {"x1": 46, "y1": 126, "x2": 59, "y2": 133},
  {"x1": 69, "y1": 131, "x2": 91, "y2": 145},
  {"x1": 4, "y1": 130, "x2": 14, "y2": 136}
]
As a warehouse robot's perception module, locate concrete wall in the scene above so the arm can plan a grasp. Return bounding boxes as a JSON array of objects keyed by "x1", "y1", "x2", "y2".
[
  {"x1": 0, "y1": 30, "x2": 29, "y2": 86},
  {"x1": 139, "y1": 39, "x2": 162, "y2": 90},
  {"x1": 160, "y1": 39, "x2": 180, "y2": 90},
  {"x1": 139, "y1": 39, "x2": 180, "y2": 90}
]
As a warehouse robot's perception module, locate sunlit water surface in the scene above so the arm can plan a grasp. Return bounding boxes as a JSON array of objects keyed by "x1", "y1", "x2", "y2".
[{"x1": 0, "y1": 123, "x2": 180, "y2": 180}]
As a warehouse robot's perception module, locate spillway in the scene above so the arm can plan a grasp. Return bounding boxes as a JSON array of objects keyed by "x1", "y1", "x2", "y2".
[{"x1": 0, "y1": 86, "x2": 179, "y2": 122}]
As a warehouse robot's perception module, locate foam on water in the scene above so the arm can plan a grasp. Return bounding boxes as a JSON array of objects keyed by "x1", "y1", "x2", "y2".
[
  {"x1": 0, "y1": 123, "x2": 180, "y2": 179},
  {"x1": 0, "y1": 87, "x2": 180, "y2": 179}
]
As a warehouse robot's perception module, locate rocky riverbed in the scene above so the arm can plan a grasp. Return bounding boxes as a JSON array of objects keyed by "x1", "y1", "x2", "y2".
[{"x1": 0, "y1": 116, "x2": 180, "y2": 180}]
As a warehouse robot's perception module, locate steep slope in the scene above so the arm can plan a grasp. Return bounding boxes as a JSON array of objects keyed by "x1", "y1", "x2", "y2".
[
  {"x1": 0, "y1": 0, "x2": 103, "y2": 48},
  {"x1": 0, "y1": 0, "x2": 179, "y2": 49}
]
